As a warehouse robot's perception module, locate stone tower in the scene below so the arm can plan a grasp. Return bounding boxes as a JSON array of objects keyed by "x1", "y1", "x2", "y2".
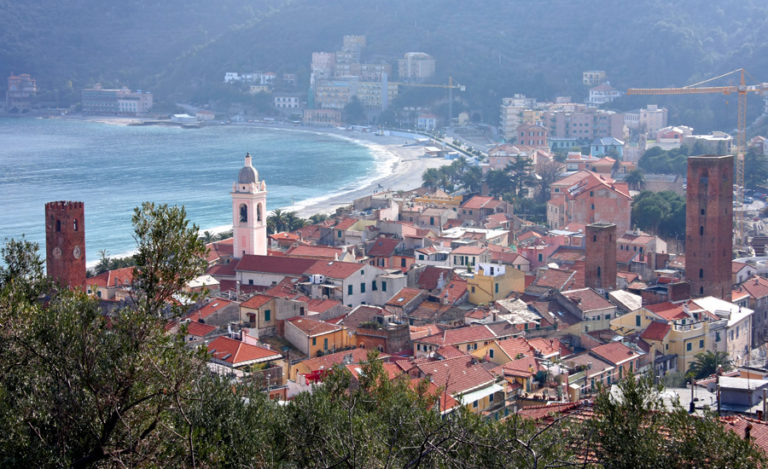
[
  {"x1": 685, "y1": 154, "x2": 733, "y2": 300},
  {"x1": 232, "y1": 153, "x2": 267, "y2": 258},
  {"x1": 585, "y1": 222, "x2": 616, "y2": 292},
  {"x1": 45, "y1": 201, "x2": 86, "y2": 290}
]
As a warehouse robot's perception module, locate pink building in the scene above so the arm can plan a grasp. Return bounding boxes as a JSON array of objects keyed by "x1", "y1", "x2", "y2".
[{"x1": 547, "y1": 171, "x2": 631, "y2": 236}]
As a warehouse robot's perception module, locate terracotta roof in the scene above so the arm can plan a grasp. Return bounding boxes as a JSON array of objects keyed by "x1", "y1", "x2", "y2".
[
  {"x1": 296, "y1": 347, "x2": 373, "y2": 373},
  {"x1": 418, "y1": 324, "x2": 497, "y2": 347},
  {"x1": 417, "y1": 266, "x2": 454, "y2": 290},
  {"x1": 534, "y1": 268, "x2": 576, "y2": 290},
  {"x1": 496, "y1": 337, "x2": 535, "y2": 359},
  {"x1": 241, "y1": 294, "x2": 273, "y2": 309},
  {"x1": 287, "y1": 317, "x2": 342, "y2": 337},
  {"x1": 334, "y1": 218, "x2": 358, "y2": 231},
  {"x1": 207, "y1": 336, "x2": 281, "y2": 366},
  {"x1": 461, "y1": 195, "x2": 503, "y2": 210},
  {"x1": 517, "y1": 402, "x2": 583, "y2": 420},
  {"x1": 207, "y1": 262, "x2": 237, "y2": 277},
  {"x1": 367, "y1": 237, "x2": 400, "y2": 257},
  {"x1": 236, "y1": 255, "x2": 316, "y2": 275},
  {"x1": 562, "y1": 288, "x2": 613, "y2": 311},
  {"x1": 89, "y1": 267, "x2": 134, "y2": 288},
  {"x1": 186, "y1": 298, "x2": 235, "y2": 321},
  {"x1": 640, "y1": 321, "x2": 671, "y2": 342},
  {"x1": 410, "y1": 324, "x2": 441, "y2": 340},
  {"x1": 550, "y1": 247, "x2": 585, "y2": 262},
  {"x1": 186, "y1": 321, "x2": 217, "y2": 337},
  {"x1": 721, "y1": 415, "x2": 768, "y2": 455},
  {"x1": 441, "y1": 278, "x2": 468, "y2": 305},
  {"x1": 435, "y1": 345, "x2": 467, "y2": 359},
  {"x1": 493, "y1": 355, "x2": 541, "y2": 378},
  {"x1": 205, "y1": 238, "x2": 233, "y2": 262},
  {"x1": 386, "y1": 287, "x2": 425, "y2": 307},
  {"x1": 741, "y1": 276, "x2": 768, "y2": 300},
  {"x1": 590, "y1": 342, "x2": 641, "y2": 366},
  {"x1": 286, "y1": 245, "x2": 342, "y2": 260},
  {"x1": 451, "y1": 245, "x2": 487, "y2": 255},
  {"x1": 419, "y1": 356, "x2": 496, "y2": 395},
  {"x1": 644, "y1": 302, "x2": 687, "y2": 321},
  {"x1": 306, "y1": 260, "x2": 364, "y2": 279},
  {"x1": 409, "y1": 378, "x2": 460, "y2": 413},
  {"x1": 528, "y1": 337, "x2": 572, "y2": 358}
]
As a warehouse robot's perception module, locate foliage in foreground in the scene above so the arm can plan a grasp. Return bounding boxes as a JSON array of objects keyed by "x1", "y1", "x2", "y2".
[{"x1": 1, "y1": 204, "x2": 765, "y2": 467}]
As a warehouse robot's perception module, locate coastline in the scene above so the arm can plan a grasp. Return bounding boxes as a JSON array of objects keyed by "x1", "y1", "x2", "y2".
[{"x1": 73, "y1": 115, "x2": 451, "y2": 219}]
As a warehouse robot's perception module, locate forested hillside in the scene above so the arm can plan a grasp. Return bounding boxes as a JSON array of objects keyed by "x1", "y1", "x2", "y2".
[{"x1": 4, "y1": 0, "x2": 768, "y2": 130}]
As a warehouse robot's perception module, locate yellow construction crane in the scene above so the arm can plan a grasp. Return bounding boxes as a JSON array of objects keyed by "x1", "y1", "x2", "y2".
[
  {"x1": 627, "y1": 68, "x2": 768, "y2": 248},
  {"x1": 395, "y1": 76, "x2": 466, "y2": 125}
]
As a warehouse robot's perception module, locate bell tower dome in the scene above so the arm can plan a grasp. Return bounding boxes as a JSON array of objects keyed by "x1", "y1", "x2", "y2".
[{"x1": 231, "y1": 153, "x2": 267, "y2": 258}]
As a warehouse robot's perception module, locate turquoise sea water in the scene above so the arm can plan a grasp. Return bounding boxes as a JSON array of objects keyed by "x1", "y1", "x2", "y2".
[{"x1": 0, "y1": 118, "x2": 378, "y2": 263}]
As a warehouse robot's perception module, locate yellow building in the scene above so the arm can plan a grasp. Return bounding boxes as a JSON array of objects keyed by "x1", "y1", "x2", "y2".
[
  {"x1": 468, "y1": 263, "x2": 525, "y2": 305},
  {"x1": 284, "y1": 317, "x2": 351, "y2": 357},
  {"x1": 240, "y1": 294, "x2": 277, "y2": 331},
  {"x1": 610, "y1": 303, "x2": 710, "y2": 374}
]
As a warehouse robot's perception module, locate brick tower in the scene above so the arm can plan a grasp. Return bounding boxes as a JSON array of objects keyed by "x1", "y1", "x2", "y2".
[
  {"x1": 585, "y1": 222, "x2": 616, "y2": 291},
  {"x1": 45, "y1": 201, "x2": 86, "y2": 290},
  {"x1": 685, "y1": 154, "x2": 733, "y2": 300}
]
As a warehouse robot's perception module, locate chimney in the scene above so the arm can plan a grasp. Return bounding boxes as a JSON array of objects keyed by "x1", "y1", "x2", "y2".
[{"x1": 745, "y1": 423, "x2": 753, "y2": 441}]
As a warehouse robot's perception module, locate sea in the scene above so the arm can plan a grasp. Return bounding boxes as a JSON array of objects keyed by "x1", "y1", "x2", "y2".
[{"x1": 0, "y1": 117, "x2": 389, "y2": 265}]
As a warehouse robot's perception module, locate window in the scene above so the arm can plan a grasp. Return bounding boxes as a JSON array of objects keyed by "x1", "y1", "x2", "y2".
[
  {"x1": 337, "y1": 230, "x2": 342, "y2": 238},
  {"x1": 716, "y1": 331, "x2": 721, "y2": 342},
  {"x1": 699, "y1": 226, "x2": 704, "y2": 236},
  {"x1": 605, "y1": 314, "x2": 611, "y2": 320},
  {"x1": 249, "y1": 279, "x2": 254, "y2": 285},
  {"x1": 686, "y1": 342, "x2": 692, "y2": 351},
  {"x1": 401, "y1": 258, "x2": 406, "y2": 268},
  {"x1": 593, "y1": 235, "x2": 597, "y2": 242},
  {"x1": 361, "y1": 270, "x2": 364, "y2": 276},
  {"x1": 360, "y1": 283, "x2": 366, "y2": 293},
  {"x1": 489, "y1": 349, "x2": 494, "y2": 359},
  {"x1": 324, "y1": 338, "x2": 328, "y2": 350},
  {"x1": 473, "y1": 400, "x2": 478, "y2": 408},
  {"x1": 699, "y1": 339, "x2": 704, "y2": 349},
  {"x1": 495, "y1": 283, "x2": 499, "y2": 293},
  {"x1": 372, "y1": 281, "x2": 377, "y2": 291},
  {"x1": 348, "y1": 285, "x2": 353, "y2": 295},
  {"x1": 239, "y1": 204, "x2": 248, "y2": 223},
  {"x1": 264, "y1": 309, "x2": 271, "y2": 322},
  {"x1": 635, "y1": 315, "x2": 641, "y2": 327},
  {"x1": 419, "y1": 254, "x2": 424, "y2": 260},
  {"x1": 312, "y1": 337, "x2": 316, "y2": 346},
  {"x1": 590, "y1": 191, "x2": 594, "y2": 197},
  {"x1": 471, "y1": 286, "x2": 476, "y2": 293},
  {"x1": 256, "y1": 203, "x2": 262, "y2": 222},
  {"x1": 699, "y1": 268, "x2": 703, "y2": 279},
  {"x1": 56, "y1": 220, "x2": 61, "y2": 232},
  {"x1": 597, "y1": 266, "x2": 601, "y2": 278},
  {"x1": 474, "y1": 343, "x2": 478, "y2": 350},
  {"x1": 73, "y1": 219, "x2": 78, "y2": 231},
  {"x1": 382, "y1": 281, "x2": 387, "y2": 292},
  {"x1": 489, "y1": 394, "x2": 494, "y2": 402},
  {"x1": 538, "y1": 254, "x2": 543, "y2": 262}
]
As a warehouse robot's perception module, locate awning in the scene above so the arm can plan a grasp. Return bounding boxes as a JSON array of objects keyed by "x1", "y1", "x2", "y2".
[{"x1": 458, "y1": 383, "x2": 504, "y2": 405}]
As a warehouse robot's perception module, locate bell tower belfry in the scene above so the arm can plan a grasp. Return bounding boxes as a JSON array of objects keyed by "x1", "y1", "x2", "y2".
[{"x1": 232, "y1": 153, "x2": 267, "y2": 258}]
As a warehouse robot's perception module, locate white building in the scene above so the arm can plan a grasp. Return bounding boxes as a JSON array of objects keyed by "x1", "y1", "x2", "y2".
[
  {"x1": 397, "y1": 52, "x2": 436, "y2": 81},
  {"x1": 625, "y1": 105, "x2": 668, "y2": 135},
  {"x1": 500, "y1": 94, "x2": 536, "y2": 141},
  {"x1": 588, "y1": 83, "x2": 621, "y2": 106}
]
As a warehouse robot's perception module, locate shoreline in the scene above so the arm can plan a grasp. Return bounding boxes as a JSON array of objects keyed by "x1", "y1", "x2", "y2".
[{"x1": 73, "y1": 115, "x2": 452, "y2": 219}]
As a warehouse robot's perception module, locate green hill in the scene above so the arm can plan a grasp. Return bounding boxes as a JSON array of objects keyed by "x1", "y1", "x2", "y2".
[{"x1": 3, "y1": 0, "x2": 768, "y2": 130}]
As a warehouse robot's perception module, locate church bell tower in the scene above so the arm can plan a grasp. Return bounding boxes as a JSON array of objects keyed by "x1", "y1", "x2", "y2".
[{"x1": 232, "y1": 153, "x2": 267, "y2": 258}]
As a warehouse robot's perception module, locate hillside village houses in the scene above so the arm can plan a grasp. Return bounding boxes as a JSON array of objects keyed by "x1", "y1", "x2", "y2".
[{"x1": 85, "y1": 95, "x2": 768, "y2": 422}]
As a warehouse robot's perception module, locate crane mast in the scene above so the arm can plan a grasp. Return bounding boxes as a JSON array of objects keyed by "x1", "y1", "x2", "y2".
[{"x1": 627, "y1": 68, "x2": 768, "y2": 251}]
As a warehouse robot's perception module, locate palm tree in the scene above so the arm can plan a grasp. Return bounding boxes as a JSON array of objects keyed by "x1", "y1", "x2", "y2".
[
  {"x1": 687, "y1": 350, "x2": 732, "y2": 380},
  {"x1": 269, "y1": 209, "x2": 288, "y2": 234},
  {"x1": 284, "y1": 211, "x2": 306, "y2": 231},
  {"x1": 201, "y1": 231, "x2": 214, "y2": 243},
  {"x1": 626, "y1": 169, "x2": 646, "y2": 191}
]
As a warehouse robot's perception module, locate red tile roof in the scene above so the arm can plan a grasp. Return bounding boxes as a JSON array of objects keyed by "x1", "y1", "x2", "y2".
[
  {"x1": 296, "y1": 348, "x2": 374, "y2": 373},
  {"x1": 451, "y1": 245, "x2": 487, "y2": 255},
  {"x1": 186, "y1": 321, "x2": 217, "y2": 337},
  {"x1": 418, "y1": 356, "x2": 496, "y2": 395},
  {"x1": 590, "y1": 342, "x2": 641, "y2": 366},
  {"x1": 236, "y1": 255, "x2": 317, "y2": 275},
  {"x1": 534, "y1": 268, "x2": 576, "y2": 290},
  {"x1": 496, "y1": 337, "x2": 535, "y2": 359},
  {"x1": 367, "y1": 237, "x2": 400, "y2": 257},
  {"x1": 517, "y1": 402, "x2": 583, "y2": 420},
  {"x1": 418, "y1": 324, "x2": 497, "y2": 347},
  {"x1": 287, "y1": 317, "x2": 342, "y2": 337},
  {"x1": 89, "y1": 267, "x2": 134, "y2": 288},
  {"x1": 527, "y1": 337, "x2": 572, "y2": 358},
  {"x1": 441, "y1": 278, "x2": 468, "y2": 305},
  {"x1": 721, "y1": 415, "x2": 768, "y2": 455},
  {"x1": 645, "y1": 302, "x2": 687, "y2": 321},
  {"x1": 286, "y1": 245, "x2": 343, "y2": 260},
  {"x1": 417, "y1": 266, "x2": 454, "y2": 291},
  {"x1": 640, "y1": 321, "x2": 671, "y2": 342},
  {"x1": 207, "y1": 262, "x2": 237, "y2": 277},
  {"x1": 205, "y1": 238, "x2": 233, "y2": 263},
  {"x1": 186, "y1": 298, "x2": 235, "y2": 321},
  {"x1": 386, "y1": 287, "x2": 425, "y2": 307},
  {"x1": 241, "y1": 294, "x2": 273, "y2": 309},
  {"x1": 307, "y1": 298, "x2": 341, "y2": 313},
  {"x1": 741, "y1": 276, "x2": 768, "y2": 300},
  {"x1": 461, "y1": 195, "x2": 503, "y2": 210},
  {"x1": 207, "y1": 336, "x2": 281, "y2": 366},
  {"x1": 334, "y1": 217, "x2": 358, "y2": 231},
  {"x1": 306, "y1": 260, "x2": 364, "y2": 279},
  {"x1": 562, "y1": 288, "x2": 613, "y2": 311}
]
